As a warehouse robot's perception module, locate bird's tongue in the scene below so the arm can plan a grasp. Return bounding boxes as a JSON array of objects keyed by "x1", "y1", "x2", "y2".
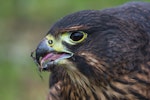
[
  {"x1": 40, "y1": 52, "x2": 72, "y2": 70},
  {"x1": 40, "y1": 53, "x2": 64, "y2": 65}
]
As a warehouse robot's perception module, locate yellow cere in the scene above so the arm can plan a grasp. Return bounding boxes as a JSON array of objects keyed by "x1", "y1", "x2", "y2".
[{"x1": 45, "y1": 34, "x2": 70, "y2": 53}]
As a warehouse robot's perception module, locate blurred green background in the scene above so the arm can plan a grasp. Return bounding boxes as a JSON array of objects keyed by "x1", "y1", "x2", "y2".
[{"x1": 0, "y1": 0, "x2": 150, "y2": 100}]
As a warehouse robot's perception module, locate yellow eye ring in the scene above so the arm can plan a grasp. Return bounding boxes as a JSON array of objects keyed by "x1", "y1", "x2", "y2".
[
  {"x1": 61, "y1": 31, "x2": 87, "y2": 45},
  {"x1": 69, "y1": 31, "x2": 87, "y2": 43}
]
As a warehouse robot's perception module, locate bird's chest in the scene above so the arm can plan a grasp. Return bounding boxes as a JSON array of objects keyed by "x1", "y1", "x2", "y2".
[{"x1": 47, "y1": 80, "x2": 146, "y2": 100}]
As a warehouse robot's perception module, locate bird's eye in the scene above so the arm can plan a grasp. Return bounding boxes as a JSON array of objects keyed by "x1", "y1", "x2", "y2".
[
  {"x1": 61, "y1": 31, "x2": 87, "y2": 45},
  {"x1": 70, "y1": 31, "x2": 87, "y2": 42},
  {"x1": 70, "y1": 32, "x2": 84, "y2": 41}
]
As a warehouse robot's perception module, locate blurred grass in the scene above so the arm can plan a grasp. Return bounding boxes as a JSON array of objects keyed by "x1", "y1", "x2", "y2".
[{"x1": 0, "y1": 0, "x2": 150, "y2": 100}]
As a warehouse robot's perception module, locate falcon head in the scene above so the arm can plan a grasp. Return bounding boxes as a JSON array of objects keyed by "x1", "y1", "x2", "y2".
[
  {"x1": 31, "y1": 3, "x2": 150, "y2": 99},
  {"x1": 33, "y1": 10, "x2": 112, "y2": 73},
  {"x1": 31, "y1": 10, "x2": 118, "y2": 96}
]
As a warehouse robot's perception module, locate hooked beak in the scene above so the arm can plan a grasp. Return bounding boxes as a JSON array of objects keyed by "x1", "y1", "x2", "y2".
[{"x1": 31, "y1": 37, "x2": 73, "y2": 71}]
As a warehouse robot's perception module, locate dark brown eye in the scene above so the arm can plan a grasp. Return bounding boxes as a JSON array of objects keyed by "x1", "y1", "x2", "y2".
[{"x1": 70, "y1": 31, "x2": 84, "y2": 41}]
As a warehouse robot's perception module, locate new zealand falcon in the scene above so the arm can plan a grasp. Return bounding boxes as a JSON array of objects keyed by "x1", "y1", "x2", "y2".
[{"x1": 31, "y1": 2, "x2": 150, "y2": 100}]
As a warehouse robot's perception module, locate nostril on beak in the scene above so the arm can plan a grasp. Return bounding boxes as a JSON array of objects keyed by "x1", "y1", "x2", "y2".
[{"x1": 48, "y1": 40, "x2": 53, "y2": 46}]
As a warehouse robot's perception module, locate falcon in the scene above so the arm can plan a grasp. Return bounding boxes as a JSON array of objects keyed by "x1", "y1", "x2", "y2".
[{"x1": 31, "y1": 2, "x2": 150, "y2": 100}]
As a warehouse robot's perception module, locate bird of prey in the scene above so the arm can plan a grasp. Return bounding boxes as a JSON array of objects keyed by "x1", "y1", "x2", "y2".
[{"x1": 31, "y1": 2, "x2": 150, "y2": 100}]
